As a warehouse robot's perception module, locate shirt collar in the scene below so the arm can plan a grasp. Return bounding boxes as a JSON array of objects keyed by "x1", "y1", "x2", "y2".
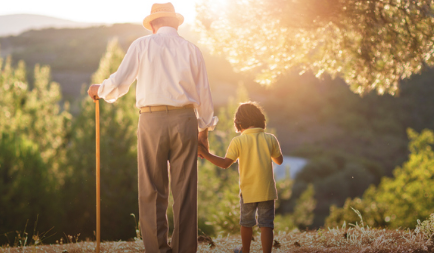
[
  {"x1": 241, "y1": 128, "x2": 265, "y2": 135},
  {"x1": 156, "y1": 27, "x2": 179, "y2": 36}
]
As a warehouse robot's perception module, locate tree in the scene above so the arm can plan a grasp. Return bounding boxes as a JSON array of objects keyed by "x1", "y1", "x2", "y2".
[
  {"x1": 196, "y1": 0, "x2": 434, "y2": 95},
  {"x1": 0, "y1": 57, "x2": 71, "y2": 179},
  {"x1": 0, "y1": 134, "x2": 57, "y2": 240},
  {"x1": 62, "y1": 40, "x2": 139, "y2": 241},
  {"x1": 0, "y1": 56, "x2": 71, "y2": 243},
  {"x1": 292, "y1": 184, "x2": 316, "y2": 229},
  {"x1": 325, "y1": 128, "x2": 434, "y2": 229}
]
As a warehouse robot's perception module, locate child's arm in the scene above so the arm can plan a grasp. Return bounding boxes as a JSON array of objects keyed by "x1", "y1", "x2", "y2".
[
  {"x1": 272, "y1": 155, "x2": 283, "y2": 165},
  {"x1": 271, "y1": 136, "x2": 284, "y2": 165},
  {"x1": 198, "y1": 144, "x2": 234, "y2": 169}
]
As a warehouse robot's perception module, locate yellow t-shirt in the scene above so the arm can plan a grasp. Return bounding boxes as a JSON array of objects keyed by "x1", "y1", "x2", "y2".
[{"x1": 225, "y1": 128, "x2": 282, "y2": 203}]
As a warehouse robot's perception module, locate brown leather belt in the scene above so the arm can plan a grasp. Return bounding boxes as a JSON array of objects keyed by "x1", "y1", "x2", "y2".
[{"x1": 140, "y1": 104, "x2": 194, "y2": 113}]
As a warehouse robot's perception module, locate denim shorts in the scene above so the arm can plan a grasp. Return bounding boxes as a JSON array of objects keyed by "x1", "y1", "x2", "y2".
[{"x1": 239, "y1": 194, "x2": 275, "y2": 228}]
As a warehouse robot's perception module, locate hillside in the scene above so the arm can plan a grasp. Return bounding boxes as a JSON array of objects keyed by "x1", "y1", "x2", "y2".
[
  {"x1": 0, "y1": 23, "x2": 241, "y2": 104},
  {"x1": 0, "y1": 14, "x2": 97, "y2": 37},
  {"x1": 0, "y1": 23, "x2": 151, "y2": 100}
]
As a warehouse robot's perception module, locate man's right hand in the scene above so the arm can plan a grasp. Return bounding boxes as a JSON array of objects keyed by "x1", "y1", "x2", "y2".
[
  {"x1": 197, "y1": 143, "x2": 208, "y2": 157},
  {"x1": 87, "y1": 84, "x2": 100, "y2": 101}
]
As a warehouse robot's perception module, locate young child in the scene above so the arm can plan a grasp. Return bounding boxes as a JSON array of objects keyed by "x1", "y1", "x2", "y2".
[{"x1": 198, "y1": 102, "x2": 283, "y2": 253}]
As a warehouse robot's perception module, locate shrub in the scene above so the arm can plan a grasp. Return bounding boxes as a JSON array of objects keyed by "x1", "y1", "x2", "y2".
[{"x1": 326, "y1": 129, "x2": 434, "y2": 229}]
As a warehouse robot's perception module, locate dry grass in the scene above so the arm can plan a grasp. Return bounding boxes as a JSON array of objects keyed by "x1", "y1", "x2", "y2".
[{"x1": 1, "y1": 226, "x2": 433, "y2": 253}]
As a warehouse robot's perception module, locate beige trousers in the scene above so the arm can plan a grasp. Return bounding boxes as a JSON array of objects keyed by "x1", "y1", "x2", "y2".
[{"x1": 137, "y1": 108, "x2": 198, "y2": 253}]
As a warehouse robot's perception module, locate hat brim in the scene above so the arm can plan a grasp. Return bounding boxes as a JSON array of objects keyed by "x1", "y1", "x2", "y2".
[{"x1": 143, "y1": 12, "x2": 184, "y2": 31}]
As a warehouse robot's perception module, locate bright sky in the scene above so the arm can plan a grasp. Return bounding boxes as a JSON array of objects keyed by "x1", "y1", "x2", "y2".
[{"x1": 1, "y1": 0, "x2": 199, "y2": 24}]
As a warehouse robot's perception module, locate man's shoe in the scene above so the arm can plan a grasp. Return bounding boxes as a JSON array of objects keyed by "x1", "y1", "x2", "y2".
[{"x1": 233, "y1": 246, "x2": 243, "y2": 253}]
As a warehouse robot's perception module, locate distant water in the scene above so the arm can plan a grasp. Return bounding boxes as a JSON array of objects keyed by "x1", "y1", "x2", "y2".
[{"x1": 274, "y1": 156, "x2": 308, "y2": 180}]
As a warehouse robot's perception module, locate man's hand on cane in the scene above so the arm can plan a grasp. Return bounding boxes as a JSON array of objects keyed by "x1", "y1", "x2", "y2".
[{"x1": 88, "y1": 84, "x2": 100, "y2": 101}]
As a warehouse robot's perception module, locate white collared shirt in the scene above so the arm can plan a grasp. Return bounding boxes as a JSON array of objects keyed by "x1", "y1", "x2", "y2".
[{"x1": 97, "y1": 27, "x2": 218, "y2": 131}]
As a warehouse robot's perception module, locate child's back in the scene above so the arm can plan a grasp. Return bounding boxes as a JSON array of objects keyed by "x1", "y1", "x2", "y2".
[
  {"x1": 226, "y1": 128, "x2": 281, "y2": 204},
  {"x1": 198, "y1": 101, "x2": 283, "y2": 253}
]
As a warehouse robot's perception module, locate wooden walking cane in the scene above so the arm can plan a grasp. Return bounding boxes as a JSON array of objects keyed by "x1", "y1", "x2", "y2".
[{"x1": 94, "y1": 97, "x2": 101, "y2": 253}]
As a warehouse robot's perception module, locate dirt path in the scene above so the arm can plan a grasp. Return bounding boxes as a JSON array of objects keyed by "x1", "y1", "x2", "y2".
[{"x1": 1, "y1": 228, "x2": 431, "y2": 253}]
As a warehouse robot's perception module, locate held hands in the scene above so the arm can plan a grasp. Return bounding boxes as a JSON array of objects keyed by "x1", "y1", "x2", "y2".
[
  {"x1": 197, "y1": 143, "x2": 208, "y2": 158},
  {"x1": 197, "y1": 142, "x2": 234, "y2": 169},
  {"x1": 197, "y1": 129, "x2": 209, "y2": 158},
  {"x1": 87, "y1": 84, "x2": 100, "y2": 101}
]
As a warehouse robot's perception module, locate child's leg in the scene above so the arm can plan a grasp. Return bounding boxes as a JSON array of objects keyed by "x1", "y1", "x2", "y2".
[
  {"x1": 260, "y1": 227, "x2": 273, "y2": 253},
  {"x1": 241, "y1": 226, "x2": 253, "y2": 253},
  {"x1": 239, "y1": 194, "x2": 257, "y2": 253},
  {"x1": 257, "y1": 200, "x2": 275, "y2": 253}
]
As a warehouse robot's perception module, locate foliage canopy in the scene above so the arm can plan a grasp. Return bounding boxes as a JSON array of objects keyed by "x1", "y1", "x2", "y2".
[{"x1": 196, "y1": 0, "x2": 434, "y2": 95}]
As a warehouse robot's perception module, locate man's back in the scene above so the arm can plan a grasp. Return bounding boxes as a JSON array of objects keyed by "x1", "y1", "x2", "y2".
[
  {"x1": 134, "y1": 27, "x2": 205, "y2": 107},
  {"x1": 96, "y1": 26, "x2": 216, "y2": 132}
]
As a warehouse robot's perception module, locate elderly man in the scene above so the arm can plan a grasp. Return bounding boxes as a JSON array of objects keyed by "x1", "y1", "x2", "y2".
[{"x1": 87, "y1": 3, "x2": 218, "y2": 252}]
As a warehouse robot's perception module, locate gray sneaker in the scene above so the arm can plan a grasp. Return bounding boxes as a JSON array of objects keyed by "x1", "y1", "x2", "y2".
[{"x1": 233, "y1": 246, "x2": 243, "y2": 253}]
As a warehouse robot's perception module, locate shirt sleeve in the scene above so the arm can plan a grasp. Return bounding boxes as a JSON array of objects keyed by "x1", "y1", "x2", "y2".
[
  {"x1": 271, "y1": 135, "x2": 283, "y2": 158},
  {"x1": 194, "y1": 47, "x2": 218, "y2": 132},
  {"x1": 225, "y1": 138, "x2": 239, "y2": 161},
  {"x1": 97, "y1": 40, "x2": 140, "y2": 103}
]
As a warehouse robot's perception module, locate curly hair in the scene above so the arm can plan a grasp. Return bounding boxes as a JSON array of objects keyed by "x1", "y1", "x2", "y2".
[{"x1": 234, "y1": 102, "x2": 266, "y2": 132}]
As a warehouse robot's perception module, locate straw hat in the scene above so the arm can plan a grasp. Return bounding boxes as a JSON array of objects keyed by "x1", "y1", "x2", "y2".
[{"x1": 143, "y1": 3, "x2": 184, "y2": 31}]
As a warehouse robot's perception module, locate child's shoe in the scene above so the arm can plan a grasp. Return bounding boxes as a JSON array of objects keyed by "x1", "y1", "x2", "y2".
[{"x1": 233, "y1": 246, "x2": 243, "y2": 253}]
